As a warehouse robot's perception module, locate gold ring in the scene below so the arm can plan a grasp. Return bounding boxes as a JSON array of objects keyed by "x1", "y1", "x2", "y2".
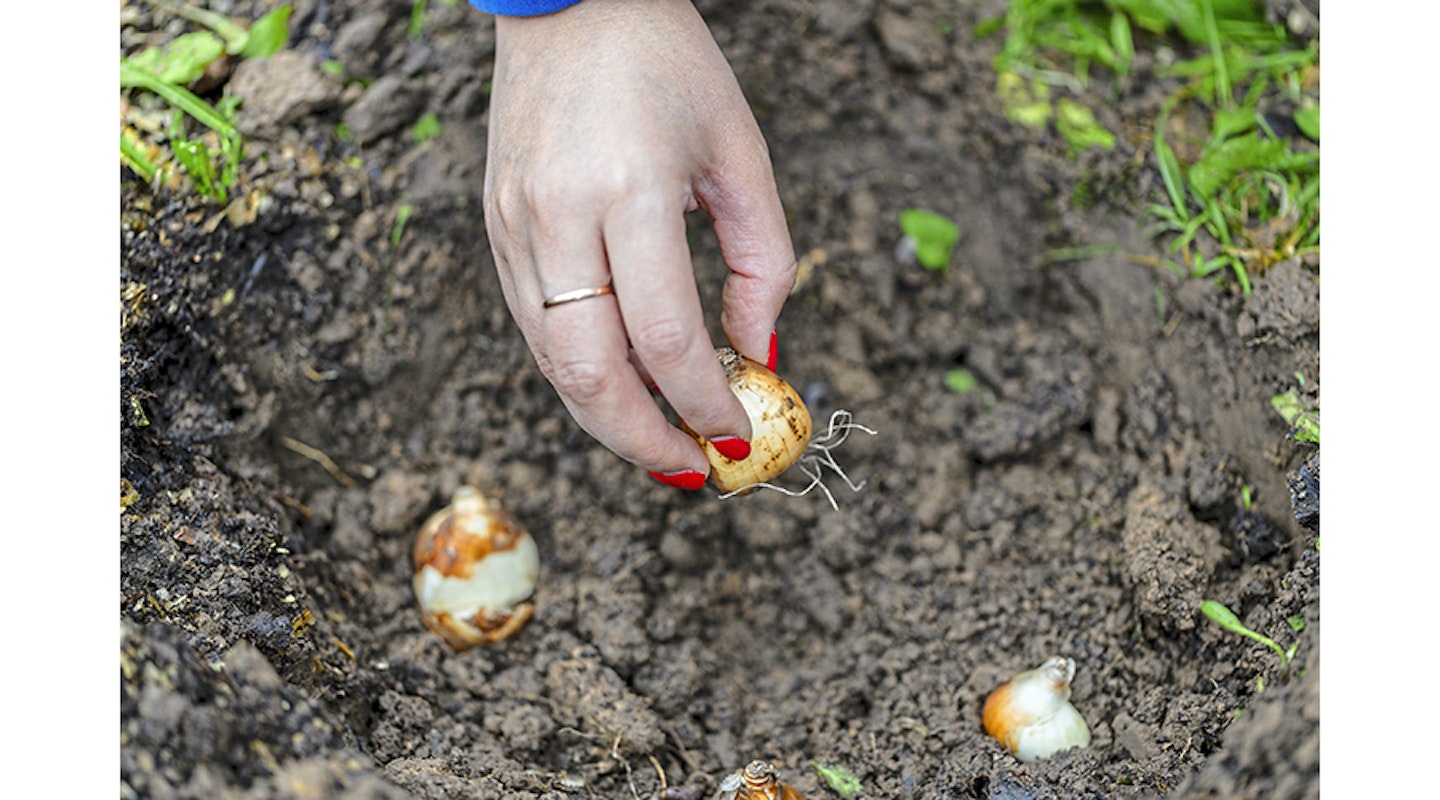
[{"x1": 542, "y1": 284, "x2": 615, "y2": 309}]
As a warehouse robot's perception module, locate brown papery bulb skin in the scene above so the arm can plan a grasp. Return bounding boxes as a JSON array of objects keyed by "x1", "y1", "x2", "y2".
[
  {"x1": 688, "y1": 348, "x2": 813, "y2": 494},
  {"x1": 714, "y1": 761, "x2": 806, "y2": 800},
  {"x1": 412, "y1": 486, "x2": 540, "y2": 651}
]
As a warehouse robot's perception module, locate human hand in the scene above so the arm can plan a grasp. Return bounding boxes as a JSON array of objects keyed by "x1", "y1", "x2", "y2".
[{"x1": 483, "y1": 0, "x2": 796, "y2": 489}]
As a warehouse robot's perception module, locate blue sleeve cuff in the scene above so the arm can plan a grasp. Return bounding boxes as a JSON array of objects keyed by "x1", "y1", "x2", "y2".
[{"x1": 469, "y1": 0, "x2": 583, "y2": 15}]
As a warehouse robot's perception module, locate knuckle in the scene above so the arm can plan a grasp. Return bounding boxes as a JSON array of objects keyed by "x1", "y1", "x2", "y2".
[
  {"x1": 521, "y1": 172, "x2": 572, "y2": 216},
  {"x1": 628, "y1": 317, "x2": 696, "y2": 368},
  {"x1": 539, "y1": 353, "x2": 616, "y2": 405},
  {"x1": 772, "y1": 256, "x2": 799, "y2": 293},
  {"x1": 484, "y1": 191, "x2": 521, "y2": 242}
]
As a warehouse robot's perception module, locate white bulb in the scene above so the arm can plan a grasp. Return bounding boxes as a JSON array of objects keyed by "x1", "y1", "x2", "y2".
[{"x1": 983, "y1": 656, "x2": 1092, "y2": 762}]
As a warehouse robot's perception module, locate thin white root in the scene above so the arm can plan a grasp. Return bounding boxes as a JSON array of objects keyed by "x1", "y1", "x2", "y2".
[{"x1": 717, "y1": 410, "x2": 877, "y2": 510}]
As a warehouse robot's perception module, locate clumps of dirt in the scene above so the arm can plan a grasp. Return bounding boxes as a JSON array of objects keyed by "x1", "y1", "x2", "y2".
[
  {"x1": 121, "y1": 623, "x2": 402, "y2": 799},
  {"x1": 1120, "y1": 485, "x2": 1226, "y2": 633},
  {"x1": 547, "y1": 650, "x2": 667, "y2": 758},
  {"x1": 121, "y1": 1, "x2": 1319, "y2": 799},
  {"x1": 964, "y1": 353, "x2": 1095, "y2": 461}
]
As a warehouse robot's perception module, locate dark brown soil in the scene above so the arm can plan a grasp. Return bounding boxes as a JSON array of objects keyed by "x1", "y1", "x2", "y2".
[{"x1": 121, "y1": 1, "x2": 1320, "y2": 798}]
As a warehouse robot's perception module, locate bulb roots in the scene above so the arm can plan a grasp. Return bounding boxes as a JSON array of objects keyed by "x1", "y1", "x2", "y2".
[{"x1": 717, "y1": 409, "x2": 876, "y2": 510}]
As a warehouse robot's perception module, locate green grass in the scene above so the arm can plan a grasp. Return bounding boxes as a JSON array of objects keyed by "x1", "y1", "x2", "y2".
[
  {"x1": 979, "y1": 0, "x2": 1319, "y2": 293},
  {"x1": 120, "y1": 5, "x2": 293, "y2": 202}
]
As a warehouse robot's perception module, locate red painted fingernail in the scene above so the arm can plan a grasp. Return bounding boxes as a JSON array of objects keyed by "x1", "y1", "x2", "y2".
[
  {"x1": 766, "y1": 330, "x2": 779, "y2": 372},
  {"x1": 647, "y1": 469, "x2": 707, "y2": 490},
  {"x1": 710, "y1": 435, "x2": 751, "y2": 462}
]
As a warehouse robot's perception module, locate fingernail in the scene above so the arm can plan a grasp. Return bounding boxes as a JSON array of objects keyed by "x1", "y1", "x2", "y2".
[
  {"x1": 766, "y1": 330, "x2": 779, "y2": 372},
  {"x1": 709, "y1": 435, "x2": 751, "y2": 462},
  {"x1": 647, "y1": 469, "x2": 707, "y2": 490}
]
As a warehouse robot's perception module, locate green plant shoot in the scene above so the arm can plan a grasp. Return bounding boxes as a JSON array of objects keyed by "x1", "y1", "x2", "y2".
[
  {"x1": 391, "y1": 204, "x2": 415, "y2": 249},
  {"x1": 1201, "y1": 600, "x2": 1290, "y2": 667},
  {"x1": 811, "y1": 762, "x2": 863, "y2": 799},
  {"x1": 899, "y1": 209, "x2": 960, "y2": 273},
  {"x1": 945, "y1": 368, "x2": 977, "y2": 395},
  {"x1": 412, "y1": 113, "x2": 443, "y2": 144},
  {"x1": 1270, "y1": 390, "x2": 1320, "y2": 444},
  {"x1": 121, "y1": 6, "x2": 293, "y2": 200},
  {"x1": 156, "y1": 3, "x2": 292, "y2": 56},
  {"x1": 983, "y1": 0, "x2": 1319, "y2": 292},
  {"x1": 1056, "y1": 99, "x2": 1115, "y2": 151}
]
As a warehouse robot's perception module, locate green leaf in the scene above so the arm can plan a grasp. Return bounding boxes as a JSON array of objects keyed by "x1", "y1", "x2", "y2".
[
  {"x1": 166, "y1": 4, "x2": 249, "y2": 53},
  {"x1": 391, "y1": 203, "x2": 415, "y2": 249},
  {"x1": 945, "y1": 368, "x2": 977, "y2": 395},
  {"x1": 172, "y1": 138, "x2": 224, "y2": 201},
  {"x1": 1154, "y1": 101, "x2": 1188, "y2": 220},
  {"x1": 1294, "y1": 103, "x2": 1319, "y2": 141},
  {"x1": 1187, "y1": 133, "x2": 1289, "y2": 198},
  {"x1": 1271, "y1": 390, "x2": 1320, "y2": 443},
  {"x1": 1201, "y1": 600, "x2": 1243, "y2": 630},
  {"x1": 1110, "y1": 0, "x2": 1172, "y2": 34},
  {"x1": 810, "y1": 762, "x2": 863, "y2": 799},
  {"x1": 410, "y1": 0, "x2": 428, "y2": 40},
  {"x1": 1211, "y1": 107, "x2": 1256, "y2": 141},
  {"x1": 1192, "y1": 255, "x2": 1229, "y2": 278},
  {"x1": 240, "y1": 6, "x2": 293, "y2": 59},
  {"x1": 412, "y1": 113, "x2": 443, "y2": 144},
  {"x1": 996, "y1": 71, "x2": 1052, "y2": 128},
  {"x1": 1056, "y1": 99, "x2": 1116, "y2": 152},
  {"x1": 121, "y1": 131, "x2": 160, "y2": 183},
  {"x1": 899, "y1": 209, "x2": 961, "y2": 272},
  {"x1": 122, "y1": 32, "x2": 226, "y2": 85},
  {"x1": 121, "y1": 65, "x2": 237, "y2": 141},
  {"x1": 1110, "y1": 12, "x2": 1134, "y2": 72},
  {"x1": 974, "y1": 14, "x2": 1006, "y2": 40},
  {"x1": 1201, "y1": 599, "x2": 1289, "y2": 666}
]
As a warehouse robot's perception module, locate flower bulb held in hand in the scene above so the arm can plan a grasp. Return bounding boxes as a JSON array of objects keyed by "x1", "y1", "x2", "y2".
[{"x1": 483, "y1": 0, "x2": 798, "y2": 488}]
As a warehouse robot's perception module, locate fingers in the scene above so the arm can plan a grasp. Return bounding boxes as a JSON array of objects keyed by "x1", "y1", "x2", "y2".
[
  {"x1": 491, "y1": 198, "x2": 717, "y2": 480},
  {"x1": 604, "y1": 190, "x2": 755, "y2": 448},
  {"x1": 491, "y1": 170, "x2": 754, "y2": 480},
  {"x1": 699, "y1": 131, "x2": 798, "y2": 367},
  {"x1": 539, "y1": 293, "x2": 708, "y2": 476}
]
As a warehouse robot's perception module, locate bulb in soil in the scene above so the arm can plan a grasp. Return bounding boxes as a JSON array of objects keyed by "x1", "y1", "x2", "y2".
[
  {"x1": 714, "y1": 761, "x2": 806, "y2": 800},
  {"x1": 686, "y1": 348, "x2": 875, "y2": 508},
  {"x1": 412, "y1": 486, "x2": 539, "y2": 651},
  {"x1": 982, "y1": 656, "x2": 1091, "y2": 763}
]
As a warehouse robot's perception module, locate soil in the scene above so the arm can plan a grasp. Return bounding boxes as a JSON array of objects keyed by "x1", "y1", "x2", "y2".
[{"x1": 120, "y1": 1, "x2": 1320, "y2": 799}]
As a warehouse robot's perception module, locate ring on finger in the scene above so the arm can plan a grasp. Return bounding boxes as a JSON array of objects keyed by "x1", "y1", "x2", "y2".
[{"x1": 542, "y1": 284, "x2": 615, "y2": 309}]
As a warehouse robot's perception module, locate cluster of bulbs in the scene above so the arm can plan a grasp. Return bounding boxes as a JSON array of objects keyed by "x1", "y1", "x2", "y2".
[{"x1": 410, "y1": 351, "x2": 1089, "y2": 781}]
